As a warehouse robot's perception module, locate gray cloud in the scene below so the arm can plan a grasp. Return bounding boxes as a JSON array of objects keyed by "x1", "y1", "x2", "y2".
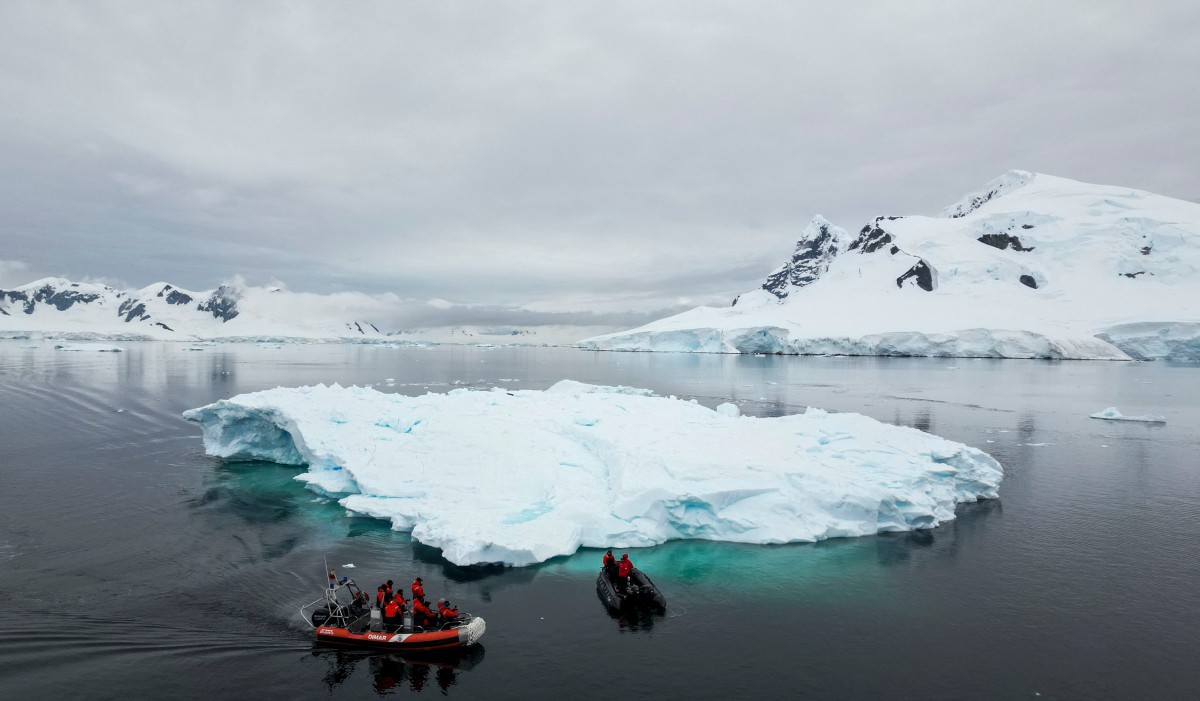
[{"x1": 2, "y1": 1, "x2": 1198, "y2": 326}]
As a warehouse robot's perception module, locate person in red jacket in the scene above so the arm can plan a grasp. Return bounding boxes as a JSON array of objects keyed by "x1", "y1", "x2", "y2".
[
  {"x1": 602, "y1": 550, "x2": 618, "y2": 583},
  {"x1": 412, "y1": 577, "x2": 425, "y2": 600},
  {"x1": 382, "y1": 593, "x2": 403, "y2": 627},
  {"x1": 617, "y1": 553, "x2": 633, "y2": 592},
  {"x1": 412, "y1": 596, "x2": 436, "y2": 627},
  {"x1": 437, "y1": 599, "x2": 459, "y2": 622}
]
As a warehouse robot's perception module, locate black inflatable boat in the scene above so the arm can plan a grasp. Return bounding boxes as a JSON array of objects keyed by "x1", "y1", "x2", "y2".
[{"x1": 596, "y1": 567, "x2": 666, "y2": 614}]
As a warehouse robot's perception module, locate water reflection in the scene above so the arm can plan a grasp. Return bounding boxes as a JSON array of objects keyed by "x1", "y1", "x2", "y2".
[
  {"x1": 875, "y1": 498, "x2": 1002, "y2": 567},
  {"x1": 313, "y1": 646, "x2": 486, "y2": 695}
]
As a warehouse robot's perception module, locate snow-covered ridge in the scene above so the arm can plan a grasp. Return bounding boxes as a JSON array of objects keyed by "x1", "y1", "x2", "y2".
[
  {"x1": 582, "y1": 171, "x2": 1200, "y2": 360},
  {"x1": 0, "y1": 278, "x2": 602, "y2": 344},
  {"x1": 183, "y1": 381, "x2": 1003, "y2": 566}
]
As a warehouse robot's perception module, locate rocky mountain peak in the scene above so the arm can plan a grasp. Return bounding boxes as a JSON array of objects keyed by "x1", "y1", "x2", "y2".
[{"x1": 761, "y1": 215, "x2": 846, "y2": 300}]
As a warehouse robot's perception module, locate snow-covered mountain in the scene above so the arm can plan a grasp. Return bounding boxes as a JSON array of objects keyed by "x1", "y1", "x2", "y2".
[
  {"x1": 582, "y1": 171, "x2": 1200, "y2": 360},
  {"x1": 0, "y1": 278, "x2": 394, "y2": 341},
  {"x1": 0, "y1": 278, "x2": 609, "y2": 344}
]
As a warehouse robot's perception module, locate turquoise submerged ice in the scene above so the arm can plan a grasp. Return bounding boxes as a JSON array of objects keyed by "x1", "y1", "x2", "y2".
[{"x1": 182, "y1": 381, "x2": 1003, "y2": 566}]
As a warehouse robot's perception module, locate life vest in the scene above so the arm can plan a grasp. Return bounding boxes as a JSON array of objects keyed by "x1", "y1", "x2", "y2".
[
  {"x1": 413, "y1": 598, "x2": 433, "y2": 617},
  {"x1": 377, "y1": 587, "x2": 386, "y2": 605},
  {"x1": 412, "y1": 580, "x2": 425, "y2": 599},
  {"x1": 618, "y1": 559, "x2": 633, "y2": 577},
  {"x1": 602, "y1": 553, "x2": 616, "y2": 567},
  {"x1": 438, "y1": 603, "x2": 458, "y2": 618},
  {"x1": 384, "y1": 599, "x2": 402, "y2": 618}
]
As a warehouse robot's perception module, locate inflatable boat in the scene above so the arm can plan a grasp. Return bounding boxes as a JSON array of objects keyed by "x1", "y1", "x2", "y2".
[
  {"x1": 301, "y1": 573, "x2": 486, "y2": 652},
  {"x1": 596, "y1": 567, "x2": 667, "y2": 614}
]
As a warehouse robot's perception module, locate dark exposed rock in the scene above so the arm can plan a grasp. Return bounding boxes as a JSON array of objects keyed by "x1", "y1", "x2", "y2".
[
  {"x1": 1141, "y1": 245, "x2": 1152, "y2": 255},
  {"x1": 165, "y1": 289, "x2": 193, "y2": 305},
  {"x1": 762, "y1": 219, "x2": 842, "y2": 299},
  {"x1": 1123, "y1": 271, "x2": 1145, "y2": 278},
  {"x1": 1019, "y1": 275, "x2": 1038, "y2": 289},
  {"x1": 848, "y1": 225, "x2": 893, "y2": 254},
  {"x1": 977, "y1": 233, "x2": 1035, "y2": 252},
  {"x1": 1021, "y1": 224, "x2": 1034, "y2": 229},
  {"x1": 896, "y1": 260, "x2": 936, "y2": 291},
  {"x1": 731, "y1": 295, "x2": 740, "y2": 307},
  {"x1": 120, "y1": 301, "x2": 149, "y2": 323},
  {"x1": 197, "y1": 286, "x2": 240, "y2": 321},
  {"x1": 154, "y1": 322, "x2": 174, "y2": 331},
  {"x1": 1, "y1": 284, "x2": 103, "y2": 314}
]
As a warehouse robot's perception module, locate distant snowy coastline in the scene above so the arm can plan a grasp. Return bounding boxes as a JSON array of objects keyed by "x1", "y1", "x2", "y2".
[
  {"x1": 183, "y1": 381, "x2": 1003, "y2": 566},
  {"x1": 581, "y1": 172, "x2": 1200, "y2": 361},
  {"x1": 0, "y1": 278, "x2": 612, "y2": 346}
]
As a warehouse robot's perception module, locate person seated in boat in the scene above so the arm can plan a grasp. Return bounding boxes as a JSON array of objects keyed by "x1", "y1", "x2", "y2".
[
  {"x1": 411, "y1": 596, "x2": 436, "y2": 628},
  {"x1": 382, "y1": 592, "x2": 404, "y2": 628},
  {"x1": 618, "y1": 553, "x2": 634, "y2": 592},
  {"x1": 602, "y1": 550, "x2": 618, "y2": 582},
  {"x1": 437, "y1": 598, "x2": 459, "y2": 624},
  {"x1": 411, "y1": 577, "x2": 425, "y2": 601}
]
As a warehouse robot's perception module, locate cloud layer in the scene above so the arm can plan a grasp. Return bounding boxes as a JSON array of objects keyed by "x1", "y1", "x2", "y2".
[{"x1": 2, "y1": 1, "x2": 1198, "y2": 327}]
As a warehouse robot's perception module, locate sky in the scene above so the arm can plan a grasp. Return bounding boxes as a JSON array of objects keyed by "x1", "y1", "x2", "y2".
[{"x1": 1, "y1": 1, "x2": 1198, "y2": 329}]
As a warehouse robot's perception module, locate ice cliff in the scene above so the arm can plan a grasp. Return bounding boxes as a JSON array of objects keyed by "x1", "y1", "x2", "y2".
[
  {"x1": 183, "y1": 381, "x2": 1003, "y2": 566},
  {"x1": 582, "y1": 171, "x2": 1200, "y2": 360}
]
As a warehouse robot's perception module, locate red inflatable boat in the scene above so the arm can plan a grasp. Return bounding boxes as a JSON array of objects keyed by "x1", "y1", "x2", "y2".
[{"x1": 301, "y1": 572, "x2": 486, "y2": 652}]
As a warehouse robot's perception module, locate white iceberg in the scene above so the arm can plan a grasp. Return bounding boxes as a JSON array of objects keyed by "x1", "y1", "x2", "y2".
[
  {"x1": 1089, "y1": 407, "x2": 1166, "y2": 424},
  {"x1": 182, "y1": 381, "x2": 1003, "y2": 566}
]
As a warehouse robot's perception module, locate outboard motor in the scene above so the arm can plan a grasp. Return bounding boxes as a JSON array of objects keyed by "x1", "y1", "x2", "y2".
[{"x1": 311, "y1": 607, "x2": 331, "y2": 627}]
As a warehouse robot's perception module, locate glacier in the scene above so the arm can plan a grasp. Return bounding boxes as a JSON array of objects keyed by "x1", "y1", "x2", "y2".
[
  {"x1": 183, "y1": 381, "x2": 1003, "y2": 566},
  {"x1": 582, "y1": 171, "x2": 1200, "y2": 360}
]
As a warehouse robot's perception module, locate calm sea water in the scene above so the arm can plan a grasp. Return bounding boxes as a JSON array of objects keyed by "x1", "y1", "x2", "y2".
[{"x1": 1, "y1": 342, "x2": 1197, "y2": 700}]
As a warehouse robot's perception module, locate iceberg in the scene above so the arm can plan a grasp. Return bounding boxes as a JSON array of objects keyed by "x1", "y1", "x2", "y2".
[
  {"x1": 183, "y1": 381, "x2": 1003, "y2": 566},
  {"x1": 1089, "y1": 407, "x2": 1166, "y2": 424}
]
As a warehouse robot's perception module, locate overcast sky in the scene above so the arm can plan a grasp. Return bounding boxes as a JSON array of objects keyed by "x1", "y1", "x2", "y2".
[{"x1": 2, "y1": 1, "x2": 1198, "y2": 325}]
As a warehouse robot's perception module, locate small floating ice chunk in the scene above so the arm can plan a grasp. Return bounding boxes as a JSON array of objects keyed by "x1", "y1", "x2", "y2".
[
  {"x1": 1089, "y1": 407, "x2": 1166, "y2": 424},
  {"x1": 341, "y1": 563, "x2": 356, "y2": 568},
  {"x1": 715, "y1": 402, "x2": 741, "y2": 418},
  {"x1": 54, "y1": 343, "x2": 123, "y2": 352}
]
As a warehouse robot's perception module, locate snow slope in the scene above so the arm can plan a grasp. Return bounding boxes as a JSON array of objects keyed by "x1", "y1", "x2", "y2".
[
  {"x1": 582, "y1": 172, "x2": 1200, "y2": 360},
  {"x1": 183, "y1": 381, "x2": 1003, "y2": 566}
]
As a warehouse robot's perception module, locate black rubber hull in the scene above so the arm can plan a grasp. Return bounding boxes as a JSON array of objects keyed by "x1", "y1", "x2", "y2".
[{"x1": 595, "y1": 567, "x2": 666, "y2": 613}]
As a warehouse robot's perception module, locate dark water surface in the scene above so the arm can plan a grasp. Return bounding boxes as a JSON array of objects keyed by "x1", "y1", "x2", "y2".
[{"x1": 1, "y1": 342, "x2": 1197, "y2": 699}]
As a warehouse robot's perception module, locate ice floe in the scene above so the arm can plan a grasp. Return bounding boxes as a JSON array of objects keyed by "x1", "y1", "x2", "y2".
[
  {"x1": 183, "y1": 381, "x2": 1003, "y2": 566},
  {"x1": 1089, "y1": 407, "x2": 1166, "y2": 424},
  {"x1": 54, "y1": 343, "x2": 124, "y2": 352}
]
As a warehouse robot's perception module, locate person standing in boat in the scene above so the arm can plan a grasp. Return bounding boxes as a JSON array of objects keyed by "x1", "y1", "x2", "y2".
[
  {"x1": 618, "y1": 553, "x2": 634, "y2": 592},
  {"x1": 377, "y1": 579, "x2": 394, "y2": 607},
  {"x1": 412, "y1": 577, "x2": 425, "y2": 601},
  {"x1": 602, "y1": 550, "x2": 618, "y2": 583}
]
